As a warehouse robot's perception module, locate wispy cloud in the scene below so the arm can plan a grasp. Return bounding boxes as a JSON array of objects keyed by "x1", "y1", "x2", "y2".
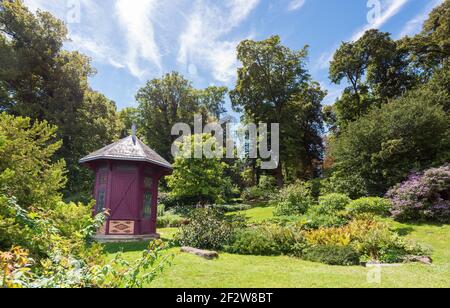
[
  {"x1": 351, "y1": 0, "x2": 409, "y2": 41},
  {"x1": 398, "y1": 0, "x2": 444, "y2": 38},
  {"x1": 178, "y1": 0, "x2": 260, "y2": 84},
  {"x1": 114, "y1": 0, "x2": 161, "y2": 79},
  {"x1": 315, "y1": 0, "x2": 410, "y2": 73},
  {"x1": 288, "y1": 0, "x2": 306, "y2": 12}
]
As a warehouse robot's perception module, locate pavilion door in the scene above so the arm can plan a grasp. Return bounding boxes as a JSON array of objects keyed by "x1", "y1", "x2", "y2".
[{"x1": 110, "y1": 171, "x2": 138, "y2": 220}]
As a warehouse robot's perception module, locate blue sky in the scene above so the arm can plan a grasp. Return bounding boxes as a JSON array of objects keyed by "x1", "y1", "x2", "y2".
[{"x1": 24, "y1": 0, "x2": 445, "y2": 113}]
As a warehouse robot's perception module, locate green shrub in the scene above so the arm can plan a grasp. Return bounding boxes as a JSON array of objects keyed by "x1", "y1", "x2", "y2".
[
  {"x1": 303, "y1": 219, "x2": 430, "y2": 263},
  {"x1": 157, "y1": 214, "x2": 187, "y2": 228},
  {"x1": 351, "y1": 222, "x2": 430, "y2": 263},
  {"x1": 50, "y1": 201, "x2": 96, "y2": 238},
  {"x1": 242, "y1": 176, "x2": 277, "y2": 202},
  {"x1": 225, "y1": 228, "x2": 279, "y2": 256},
  {"x1": 316, "y1": 194, "x2": 351, "y2": 213},
  {"x1": 307, "y1": 178, "x2": 323, "y2": 200},
  {"x1": 303, "y1": 245, "x2": 360, "y2": 266},
  {"x1": 303, "y1": 211, "x2": 349, "y2": 229},
  {"x1": 0, "y1": 113, "x2": 66, "y2": 210},
  {"x1": 302, "y1": 194, "x2": 351, "y2": 229},
  {"x1": 174, "y1": 209, "x2": 239, "y2": 250},
  {"x1": 157, "y1": 204, "x2": 166, "y2": 217},
  {"x1": 213, "y1": 204, "x2": 252, "y2": 213},
  {"x1": 225, "y1": 225, "x2": 306, "y2": 256},
  {"x1": 273, "y1": 182, "x2": 315, "y2": 216},
  {"x1": 347, "y1": 197, "x2": 391, "y2": 217}
]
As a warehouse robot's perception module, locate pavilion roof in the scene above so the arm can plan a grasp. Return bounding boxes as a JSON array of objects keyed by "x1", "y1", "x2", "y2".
[{"x1": 79, "y1": 135, "x2": 172, "y2": 169}]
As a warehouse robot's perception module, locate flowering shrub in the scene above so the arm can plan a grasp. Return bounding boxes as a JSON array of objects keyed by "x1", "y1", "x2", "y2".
[{"x1": 386, "y1": 166, "x2": 450, "y2": 222}]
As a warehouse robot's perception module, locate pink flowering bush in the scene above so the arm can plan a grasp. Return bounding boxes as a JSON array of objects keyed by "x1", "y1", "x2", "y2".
[{"x1": 386, "y1": 166, "x2": 450, "y2": 223}]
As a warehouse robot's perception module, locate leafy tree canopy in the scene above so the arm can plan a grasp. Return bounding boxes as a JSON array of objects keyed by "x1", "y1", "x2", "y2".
[
  {"x1": 0, "y1": 1, "x2": 123, "y2": 199},
  {"x1": 329, "y1": 87, "x2": 449, "y2": 197},
  {"x1": 136, "y1": 72, "x2": 227, "y2": 162},
  {"x1": 167, "y1": 134, "x2": 231, "y2": 206},
  {"x1": 0, "y1": 112, "x2": 66, "y2": 208},
  {"x1": 230, "y1": 35, "x2": 325, "y2": 186}
]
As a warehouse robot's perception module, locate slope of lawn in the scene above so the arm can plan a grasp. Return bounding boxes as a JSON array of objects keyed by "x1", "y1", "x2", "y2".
[{"x1": 104, "y1": 206, "x2": 450, "y2": 288}]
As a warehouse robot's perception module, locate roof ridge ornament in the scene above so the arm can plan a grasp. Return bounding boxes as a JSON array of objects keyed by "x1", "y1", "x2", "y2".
[{"x1": 131, "y1": 123, "x2": 137, "y2": 145}]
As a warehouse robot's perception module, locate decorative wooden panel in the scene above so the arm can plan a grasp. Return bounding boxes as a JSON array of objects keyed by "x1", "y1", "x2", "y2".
[{"x1": 109, "y1": 221, "x2": 135, "y2": 235}]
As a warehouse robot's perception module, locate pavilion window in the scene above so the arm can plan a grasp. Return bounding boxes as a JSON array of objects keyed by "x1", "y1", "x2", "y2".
[
  {"x1": 96, "y1": 190, "x2": 106, "y2": 213},
  {"x1": 143, "y1": 192, "x2": 152, "y2": 218},
  {"x1": 144, "y1": 177, "x2": 152, "y2": 189}
]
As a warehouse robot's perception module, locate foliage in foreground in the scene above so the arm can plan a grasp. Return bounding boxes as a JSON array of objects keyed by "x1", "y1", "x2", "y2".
[
  {"x1": 0, "y1": 113, "x2": 66, "y2": 210},
  {"x1": 387, "y1": 165, "x2": 450, "y2": 223},
  {"x1": 0, "y1": 197, "x2": 172, "y2": 288}
]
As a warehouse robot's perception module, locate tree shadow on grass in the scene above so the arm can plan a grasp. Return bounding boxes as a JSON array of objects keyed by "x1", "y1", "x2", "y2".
[
  {"x1": 103, "y1": 241, "x2": 150, "y2": 254},
  {"x1": 391, "y1": 221, "x2": 450, "y2": 236},
  {"x1": 393, "y1": 226, "x2": 415, "y2": 236},
  {"x1": 103, "y1": 238, "x2": 176, "y2": 254}
]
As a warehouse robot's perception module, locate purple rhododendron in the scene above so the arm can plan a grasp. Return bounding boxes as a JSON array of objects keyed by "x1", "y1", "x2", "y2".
[{"x1": 386, "y1": 165, "x2": 450, "y2": 222}]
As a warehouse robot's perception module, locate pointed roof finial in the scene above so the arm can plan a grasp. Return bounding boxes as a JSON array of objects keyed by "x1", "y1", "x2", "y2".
[{"x1": 131, "y1": 123, "x2": 137, "y2": 145}]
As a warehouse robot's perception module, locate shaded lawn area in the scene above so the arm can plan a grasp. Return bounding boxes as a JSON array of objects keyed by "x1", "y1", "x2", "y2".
[{"x1": 103, "y1": 207, "x2": 450, "y2": 288}]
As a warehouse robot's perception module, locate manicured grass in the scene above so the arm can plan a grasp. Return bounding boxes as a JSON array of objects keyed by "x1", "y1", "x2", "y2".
[
  {"x1": 229, "y1": 206, "x2": 275, "y2": 223},
  {"x1": 104, "y1": 207, "x2": 450, "y2": 288}
]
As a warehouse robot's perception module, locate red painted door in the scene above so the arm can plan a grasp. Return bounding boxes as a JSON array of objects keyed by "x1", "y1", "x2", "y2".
[{"x1": 109, "y1": 171, "x2": 139, "y2": 221}]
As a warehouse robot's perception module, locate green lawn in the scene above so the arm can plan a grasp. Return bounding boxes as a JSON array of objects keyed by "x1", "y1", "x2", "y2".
[
  {"x1": 104, "y1": 207, "x2": 450, "y2": 288},
  {"x1": 229, "y1": 206, "x2": 275, "y2": 223}
]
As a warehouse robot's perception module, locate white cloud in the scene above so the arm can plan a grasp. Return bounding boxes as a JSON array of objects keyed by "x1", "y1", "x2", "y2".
[
  {"x1": 398, "y1": 0, "x2": 444, "y2": 38},
  {"x1": 114, "y1": 0, "x2": 162, "y2": 79},
  {"x1": 315, "y1": 0, "x2": 409, "y2": 73},
  {"x1": 178, "y1": 0, "x2": 260, "y2": 84},
  {"x1": 69, "y1": 34, "x2": 125, "y2": 69},
  {"x1": 314, "y1": 50, "x2": 335, "y2": 71},
  {"x1": 351, "y1": 0, "x2": 409, "y2": 41},
  {"x1": 288, "y1": 0, "x2": 306, "y2": 12}
]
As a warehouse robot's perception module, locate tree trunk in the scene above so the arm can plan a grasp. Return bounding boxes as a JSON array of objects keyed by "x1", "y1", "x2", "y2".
[{"x1": 275, "y1": 161, "x2": 284, "y2": 189}]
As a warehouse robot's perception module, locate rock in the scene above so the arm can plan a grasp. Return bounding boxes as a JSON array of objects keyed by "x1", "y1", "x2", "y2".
[
  {"x1": 402, "y1": 255, "x2": 433, "y2": 265},
  {"x1": 181, "y1": 247, "x2": 219, "y2": 260}
]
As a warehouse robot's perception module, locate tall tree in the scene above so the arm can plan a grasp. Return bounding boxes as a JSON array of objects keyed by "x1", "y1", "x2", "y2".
[
  {"x1": 329, "y1": 87, "x2": 449, "y2": 198},
  {"x1": 136, "y1": 72, "x2": 226, "y2": 161},
  {"x1": 230, "y1": 36, "x2": 325, "y2": 187},
  {"x1": 0, "y1": 1, "x2": 122, "y2": 199},
  {"x1": 329, "y1": 29, "x2": 417, "y2": 129},
  {"x1": 400, "y1": 0, "x2": 450, "y2": 74}
]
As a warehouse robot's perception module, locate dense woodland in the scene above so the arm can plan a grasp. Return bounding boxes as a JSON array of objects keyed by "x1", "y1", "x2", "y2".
[{"x1": 0, "y1": 0, "x2": 448, "y2": 288}]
